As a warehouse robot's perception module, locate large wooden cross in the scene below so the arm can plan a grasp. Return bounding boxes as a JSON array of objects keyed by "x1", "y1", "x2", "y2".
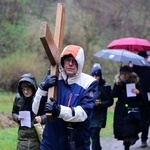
[{"x1": 40, "y1": 3, "x2": 65, "y2": 119}]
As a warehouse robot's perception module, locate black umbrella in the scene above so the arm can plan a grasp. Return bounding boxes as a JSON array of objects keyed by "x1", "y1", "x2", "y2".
[{"x1": 94, "y1": 49, "x2": 150, "y2": 66}]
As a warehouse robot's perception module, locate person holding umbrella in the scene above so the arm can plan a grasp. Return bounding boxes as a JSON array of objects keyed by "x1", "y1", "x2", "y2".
[
  {"x1": 112, "y1": 65, "x2": 144, "y2": 150},
  {"x1": 90, "y1": 63, "x2": 113, "y2": 150},
  {"x1": 129, "y1": 51, "x2": 150, "y2": 148}
]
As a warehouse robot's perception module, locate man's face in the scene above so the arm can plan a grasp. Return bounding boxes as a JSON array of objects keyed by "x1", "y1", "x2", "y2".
[{"x1": 63, "y1": 56, "x2": 78, "y2": 77}]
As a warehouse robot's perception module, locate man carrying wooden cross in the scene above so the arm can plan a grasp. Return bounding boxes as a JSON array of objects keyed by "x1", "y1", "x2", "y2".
[{"x1": 32, "y1": 44, "x2": 98, "y2": 150}]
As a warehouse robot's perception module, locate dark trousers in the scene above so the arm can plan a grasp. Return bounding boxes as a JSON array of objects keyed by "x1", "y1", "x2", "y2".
[
  {"x1": 141, "y1": 124, "x2": 149, "y2": 142},
  {"x1": 91, "y1": 127, "x2": 102, "y2": 150},
  {"x1": 140, "y1": 103, "x2": 150, "y2": 142},
  {"x1": 123, "y1": 141, "x2": 131, "y2": 150}
]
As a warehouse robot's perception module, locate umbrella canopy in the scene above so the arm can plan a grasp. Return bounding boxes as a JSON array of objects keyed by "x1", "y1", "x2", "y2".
[
  {"x1": 94, "y1": 49, "x2": 150, "y2": 66},
  {"x1": 107, "y1": 37, "x2": 150, "y2": 52}
]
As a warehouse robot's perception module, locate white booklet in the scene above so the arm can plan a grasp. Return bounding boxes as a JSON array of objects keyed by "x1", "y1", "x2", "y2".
[
  {"x1": 147, "y1": 92, "x2": 150, "y2": 101},
  {"x1": 126, "y1": 83, "x2": 136, "y2": 97},
  {"x1": 19, "y1": 111, "x2": 31, "y2": 128}
]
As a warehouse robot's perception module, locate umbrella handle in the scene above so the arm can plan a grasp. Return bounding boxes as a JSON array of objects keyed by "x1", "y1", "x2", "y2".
[{"x1": 120, "y1": 62, "x2": 123, "y2": 67}]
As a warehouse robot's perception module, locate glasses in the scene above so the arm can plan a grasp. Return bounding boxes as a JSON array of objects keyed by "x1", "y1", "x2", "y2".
[{"x1": 64, "y1": 57, "x2": 77, "y2": 65}]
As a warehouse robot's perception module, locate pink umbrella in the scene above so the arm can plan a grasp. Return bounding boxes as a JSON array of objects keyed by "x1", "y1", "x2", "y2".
[{"x1": 107, "y1": 37, "x2": 150, "y2": 52}]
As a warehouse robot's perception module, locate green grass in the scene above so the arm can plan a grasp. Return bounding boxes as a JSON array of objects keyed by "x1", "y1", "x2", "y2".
[
  {"x1": 101, "y1": 107, "x2": 114, "y2": 137},
  {"x1": 0, "y1": 92, "x2": 15, "y2": 112},
  {"x1": 0, "y1": 92, "x2": 18, "y2": 150},
  {"x1": 0, "y1": 127, "x2": 18, "y2": 150}
]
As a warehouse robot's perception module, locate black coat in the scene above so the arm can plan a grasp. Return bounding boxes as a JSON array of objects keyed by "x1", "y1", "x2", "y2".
[
  {"x1": 91, "y1": 79, "x2": 113, "y2": 128},
  {"x1": 131, "y1": 65, "x2": 150, "y2": 102},
  {"x1": 131, "y1": 65, "x2": 150, "y2": 124},
  {"x1": 112, "y1": 73, "x2": 144, "y2": 140}
]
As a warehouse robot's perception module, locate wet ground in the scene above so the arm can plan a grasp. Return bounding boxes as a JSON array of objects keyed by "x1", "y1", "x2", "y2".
[{"x1": 91, "y1": 132, "x2": 150, "y2": 150}]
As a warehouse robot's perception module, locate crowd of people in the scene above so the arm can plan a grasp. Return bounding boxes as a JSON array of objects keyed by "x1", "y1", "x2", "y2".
[{"x1": 12, "y1": 45, "x2": 150, "y2": 150}]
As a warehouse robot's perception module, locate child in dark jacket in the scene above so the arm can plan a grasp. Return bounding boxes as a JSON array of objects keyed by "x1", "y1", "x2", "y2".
[{"x1": 12, "y1": 73, "x2": 46, "y2": 150}]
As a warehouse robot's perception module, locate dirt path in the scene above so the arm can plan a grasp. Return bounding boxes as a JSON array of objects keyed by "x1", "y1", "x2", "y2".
[{"x1": 98, "y1": 132, "x2": 150, "y2": 150}]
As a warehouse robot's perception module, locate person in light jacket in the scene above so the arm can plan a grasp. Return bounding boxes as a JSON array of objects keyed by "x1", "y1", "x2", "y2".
[{"x1": 129, "y1": 51, "x2": 150, "y2": 148}]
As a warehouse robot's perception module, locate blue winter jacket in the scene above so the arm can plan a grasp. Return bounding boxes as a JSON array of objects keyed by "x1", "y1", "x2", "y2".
[{"x1": 32, "y1": 45, "x2": 98, "y2": 150}]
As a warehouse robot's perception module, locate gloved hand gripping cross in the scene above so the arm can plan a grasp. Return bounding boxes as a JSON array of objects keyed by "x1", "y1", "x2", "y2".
[
  {"x1": 44, "y1": 98, "x2": 60, "y2": 117},
  {"x1": 39, "y1": 69, "x2": 58, "y2": 91}
]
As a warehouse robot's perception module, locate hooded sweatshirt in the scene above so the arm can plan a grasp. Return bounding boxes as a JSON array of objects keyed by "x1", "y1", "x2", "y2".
[{"x1": 32, "y1": 45, "x2": 98, "y2": 150}]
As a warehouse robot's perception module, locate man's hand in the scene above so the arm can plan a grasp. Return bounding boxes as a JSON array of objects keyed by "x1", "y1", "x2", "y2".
[
  {"x1": 44, "y1": 98, "x2": 60, "y2": 117},
  {"x1": 39, "y1": 74, "x2": 58, "y2": 91}
]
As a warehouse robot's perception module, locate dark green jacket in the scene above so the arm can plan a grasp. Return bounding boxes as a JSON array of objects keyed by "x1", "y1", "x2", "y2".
[{"x1": 12, "y1": 73, "x2": 46, "y2": 150}]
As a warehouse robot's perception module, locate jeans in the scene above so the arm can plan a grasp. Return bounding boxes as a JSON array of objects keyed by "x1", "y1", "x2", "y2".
[{"x1": 91, "y1": 127, "x2": 102, "y2": 150}]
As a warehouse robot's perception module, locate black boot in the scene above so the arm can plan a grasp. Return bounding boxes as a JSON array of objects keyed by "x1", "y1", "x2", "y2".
[{"x1": 123, "y1": 141, "x2": 131, "y2": 150}]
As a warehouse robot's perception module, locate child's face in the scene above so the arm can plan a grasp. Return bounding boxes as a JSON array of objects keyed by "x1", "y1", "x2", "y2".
[{"x1": 21, "y1": 82, "x2": 33, "y2": 98}]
